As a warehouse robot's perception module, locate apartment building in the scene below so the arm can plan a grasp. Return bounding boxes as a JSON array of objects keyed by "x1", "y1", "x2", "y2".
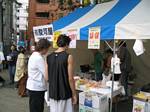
[
  {"x1": 28, "y1": 0, "x2": 81, "y2": 42},
  {"x1": 13, "y1": 0, "x2": 29, "y2": 47}
]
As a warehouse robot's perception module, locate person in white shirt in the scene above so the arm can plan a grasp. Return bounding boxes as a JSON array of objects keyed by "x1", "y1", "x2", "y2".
[
  {"x1": 102, "y1": 68, "x2": 112, "y2": 85},
  {"x1": 26, "y1": 39, "x2": 51, "y2": 112},
  {"x1": 0, "y1": 51, "x2": 5, "y2": 86},
  {"x1": 0, "y1": 51, "x2": 5, "y2": 71}
]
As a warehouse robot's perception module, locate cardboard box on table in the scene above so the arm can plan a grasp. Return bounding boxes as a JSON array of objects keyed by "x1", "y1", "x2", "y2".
[
  {"x1": 79, "y1": 92, "x2": 108, "y2": 112},
  {"x1": 132, "y1": 91, "x2": 150, "y2": 112}
]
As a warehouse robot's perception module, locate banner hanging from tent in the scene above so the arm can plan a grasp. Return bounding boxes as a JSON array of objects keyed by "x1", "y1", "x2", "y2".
[
  {"x1": 88, "y1": 27, "x2": 100, "y2": 49},
  {"x1": 53, "y1": 31, "x2": 62, "y2": 48},
  {"x1": 67, "y1": 29, "x2": 78, "y2": 48},
  {"x1": 33, "y1": 24, "x2": 53, "y2": 42}
]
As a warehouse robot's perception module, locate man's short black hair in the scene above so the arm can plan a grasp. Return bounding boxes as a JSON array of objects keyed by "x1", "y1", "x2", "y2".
[
  {"x1": 18, "y1": 46, "x2": 25, "y2": 54},
  {"x1": 57, "y1": 34, "x2": 71, "y2": 47},
  {"x1": 35, "y1": 39, "x2": 51, "y2": 52}
]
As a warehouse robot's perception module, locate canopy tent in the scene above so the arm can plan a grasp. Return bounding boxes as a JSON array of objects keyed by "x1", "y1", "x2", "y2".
[
  {"x1": 53, "y1": 0, "x2": 150, "y2": 40},
  {"x1": 52, "y1": 1, "x2": 150, "y2": 112}
]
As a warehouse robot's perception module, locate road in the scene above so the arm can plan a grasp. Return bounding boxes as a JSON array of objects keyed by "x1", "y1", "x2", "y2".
[
  {"x1": 0, "y1": 70, "x2": 48, "y2": 112},
  {"x1": 0, "y1": 70, "x2": 133, "y2": 112},
  {"x1": 0, "y1": 70, "x2": 79, "y2": 112}
]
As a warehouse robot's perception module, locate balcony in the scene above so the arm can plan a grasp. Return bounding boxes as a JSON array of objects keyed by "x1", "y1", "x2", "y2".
[
  {"x1": 18, "y1": 25, "x2": 27, "y2": 30},
  {"x1": 16, "y1": 12, "x2": 28, "y2": 18},
  {"x1": 16, "y1": 20, "x2": 28, "y2": 26}
]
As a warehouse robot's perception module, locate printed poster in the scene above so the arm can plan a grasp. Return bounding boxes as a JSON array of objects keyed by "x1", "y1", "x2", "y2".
[
  {"x1": 88, "y1": 27, "x2": 100, "y2": 49},
  {"x1": 132, "y1": 99, "x2": 145, "y2": 112},
  {"x1": 67, "y1": 29, "x2": 78, "y2": 48},
  {"x1": 33, "y1": 24, "x2": 53, "y2": 42},
  {"x1": 53, "y1": 31, "x2": 62, "y2": 48}
]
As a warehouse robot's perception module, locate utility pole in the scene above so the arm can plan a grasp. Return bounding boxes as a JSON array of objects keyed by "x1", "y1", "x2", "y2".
[{"x1": 0, "y1": 0, "x2": 4, "y2": 51}]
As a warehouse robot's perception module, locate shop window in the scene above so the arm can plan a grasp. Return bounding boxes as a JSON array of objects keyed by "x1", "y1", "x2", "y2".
[
  {"x1": 36, "y1": 12, "x2": 49, "y2": 18},
  {"x1": 37, "y1": 0, "x2": 49, "y2": 3}
]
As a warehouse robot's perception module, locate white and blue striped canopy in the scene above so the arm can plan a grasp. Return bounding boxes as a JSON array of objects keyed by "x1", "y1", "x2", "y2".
[{"x1": 52, "y1": 0, "x2": 150, "y2": 40}]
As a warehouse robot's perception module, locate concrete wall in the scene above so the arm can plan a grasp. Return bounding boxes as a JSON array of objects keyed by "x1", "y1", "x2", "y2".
[{"x1": 68, "y1": 41, "x2": 94, "y2": 72}]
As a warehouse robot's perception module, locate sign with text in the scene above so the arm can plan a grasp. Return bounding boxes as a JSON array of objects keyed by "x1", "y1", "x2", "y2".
[
  {"x1": 53, "y1": 31, "x2": 62, "y2": 48},
  {"x1": 67, "y1": 29, "x2": 78, "y2": 48},
  {"x1": 88, "y1": 27, "x2": 100, "y2": 49},
  {"x1": 33, "y1": 24, "x2": 53, "y2": 42}
]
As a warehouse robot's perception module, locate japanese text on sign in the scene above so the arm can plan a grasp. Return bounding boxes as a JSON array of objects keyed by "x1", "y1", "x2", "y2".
[
  {"x1": 53, "y1": 31, "x2": 62, "y2": 48},
  {"x1": 67, "y1": 29, "x2": 78, "y2": 48},
  {"x1": 33, "y1": 24, "x2": 53, "y2": 42},
  {"x1": 88, "y1": 27, "x2": 101, "y2": 49}
]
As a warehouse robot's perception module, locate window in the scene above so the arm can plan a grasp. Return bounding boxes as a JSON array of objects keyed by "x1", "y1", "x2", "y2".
[
  {"x1": 17, "y1": 32, "x2": 20, "y2": 35},
  {"x1": 58, "y1": 13, "x2": 63, "y2": 18},
  {"x1": 17, "y1": 17, "x2": 19, "y2": 20},
  {"x1": 37, "y1": 0, "x2": 49, "y2": 3},
  {"x1": 36, "y1": 12, "x2": 49, "y2": 18}
]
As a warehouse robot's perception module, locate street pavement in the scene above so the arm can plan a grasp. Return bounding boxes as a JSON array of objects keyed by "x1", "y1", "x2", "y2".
[
  {"x1": 0, "y1": 70, "x2": 78, "y2": 112},
  {"x1": 0, "y1": 70, "x2": 49, "y2": 112},
  {"x1": 0, "y1": 70, "x2": 133, "y2": 112}
]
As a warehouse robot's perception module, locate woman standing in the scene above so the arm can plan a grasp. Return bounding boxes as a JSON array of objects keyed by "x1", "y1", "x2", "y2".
[
  {"x1": 26, "y1": 39, "x2": 51, "y2": 112},
  {"x1": 7, "y1": 45, "x2": 18, "y2": 84},
  {"x1": 14, "y1": 46, "x2": 27, "y2": 97}
]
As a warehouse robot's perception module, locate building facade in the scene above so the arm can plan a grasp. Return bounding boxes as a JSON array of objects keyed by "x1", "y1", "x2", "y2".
[
  {"x1": 0, "y1": 0, "x2": 14, "y2": 54},
  {"x1": 28, "y1": 0, "x2": 81, "y2": 44},
  {"x1": 13, "y1": 0, "x2": 29, "y2": 47},
  {"x1": 0, "y1": 0, "x2": 29, "y2": 54},
  {"x1": 28, "y1": 0, "x2": 112, "y2": 44},
  {"x1": 0, "y1": 0, "x2": 3, "y2": 50}
]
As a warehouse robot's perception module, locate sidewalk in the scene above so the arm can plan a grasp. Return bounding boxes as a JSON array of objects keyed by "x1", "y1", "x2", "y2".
[
  {"x1": 0, "y1": 70, "x2": 48, "y2": 112},
  {"x1": 0, "y1": 70, "x2": 133, "y2": 112},
  {"x1": 0, "y1": 70, "x2": 78, "y2": 112}
]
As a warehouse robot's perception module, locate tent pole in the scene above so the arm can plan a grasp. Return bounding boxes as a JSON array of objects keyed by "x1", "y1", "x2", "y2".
[
  {"x1": 104, "y1": 41, "x2": 113, "y2": 51},
  {"x1": 110, "y1": 40, "x2": 116, "y2": 112}
]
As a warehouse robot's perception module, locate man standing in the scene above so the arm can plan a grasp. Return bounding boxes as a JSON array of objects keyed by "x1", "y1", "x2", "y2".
[
  {"x1": 92, "y1": 49, "x2": 103, "y2": 81},
  {"x1": 45, "y1": 34, "x2": 77, "y2": 112},
  {"x1": 7, "y1": 45, "x2": 18, "y2": 84},
  {"x1": 118, "y1": 41, "x2": 131, "y2": 97}
]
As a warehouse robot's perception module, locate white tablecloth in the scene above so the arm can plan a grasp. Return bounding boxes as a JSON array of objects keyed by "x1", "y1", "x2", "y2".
[{"x1": 76, "y1": 86, "x2": 123, "y2": 98}]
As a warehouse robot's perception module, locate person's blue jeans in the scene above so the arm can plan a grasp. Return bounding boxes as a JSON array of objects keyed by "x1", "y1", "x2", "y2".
[{"x1": 8, "y1": 65, "x2": 16, "y2": 83}]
